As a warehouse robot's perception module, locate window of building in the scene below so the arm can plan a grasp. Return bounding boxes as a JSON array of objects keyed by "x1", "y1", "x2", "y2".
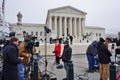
[
  {"x1": 99, "y1": 33, "x2": 101, "y2": 36},
  {"x1": 96, "y1": 33, "x2": 98, "y2": 36},
  {"x1": 36, "y1": 32, "x2": 38, "y2": 36},
  {"x1": 40, "y1": 32, "x2": 42, "y2": 36},
  {"x1": 31, "y1": 31, "x2": 33, "y2": 35}
]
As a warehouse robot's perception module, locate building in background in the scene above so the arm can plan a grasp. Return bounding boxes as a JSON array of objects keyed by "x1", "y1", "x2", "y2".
[
  {"x1": 45, "y1": 6, "x2": 105, "y2": 43},
  {"x1": 7, "y1": 6, "x2": 105, "y2": 43},
  {"x1": 9, "y1": 12, "x2": 45, "y2": 42}
]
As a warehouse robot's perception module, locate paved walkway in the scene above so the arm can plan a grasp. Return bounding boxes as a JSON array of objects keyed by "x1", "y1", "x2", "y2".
[
  {"x1": 38, "y1": 54, "x2": 100, "y2": 80},
  {"x1": 0, "y1": 53, "x2": 115, "y2": 80}
]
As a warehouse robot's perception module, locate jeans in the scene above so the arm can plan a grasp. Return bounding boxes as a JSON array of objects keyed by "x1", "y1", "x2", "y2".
[
  {"x1": 64, "y1": 62, "x2": 68, "y2": 79},
  {"x1": 86, "y1": 54, "x2": 94, "y2": 70},
  {"x1": 18, "y1": 64, "x2": 24, "y2": 80}
]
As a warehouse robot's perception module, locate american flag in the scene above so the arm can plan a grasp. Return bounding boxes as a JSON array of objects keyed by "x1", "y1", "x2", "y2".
[{"x1": 2, "y1": 0, "x2": 5, "y2": 14}]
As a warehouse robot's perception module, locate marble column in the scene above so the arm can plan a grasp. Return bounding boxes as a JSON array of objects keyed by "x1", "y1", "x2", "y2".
[
  {"x1": 81, "y1": 18, "x2": 86, "y2": 35},
  {"x1": 69, "y1": 17, "x2": 72, "y2": 36},
  {"x1": 59, "y1": 16, "x2": 62, "y2": 37},
  {"x1": 74, "y1": 17, "x2": 77, "y2": 37},
  {"x1": 78, "y1": 18, "x2": 82, "y2": 36},
  {"x1": 54, "y1": 16, "x2": 57, "y2": 36},
  {"x1": 64, "y1": 17, "x2": 67, "y2": 37},
  {"x1": 49, "y1": 16, "x2": 52, "y2": 30}
]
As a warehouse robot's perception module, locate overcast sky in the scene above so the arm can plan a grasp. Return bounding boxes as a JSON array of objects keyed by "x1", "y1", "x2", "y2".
[{"x1": 0, "y1": 0, "x2": 120, "y2": 34}]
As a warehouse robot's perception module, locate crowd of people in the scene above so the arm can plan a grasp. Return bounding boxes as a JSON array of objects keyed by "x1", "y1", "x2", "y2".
[
  {"x1": 86, "y1": 37, "x2": 120, "y2": 80},
  {"x1": 50, "y1": 35, "x2": 73, "y2": 45},
  {"x1": 0, "y1": 33, "x2": 72, "y2": 80},
  {"x1": 1, "y1": 34, "x2": 36, "y2": 80},
  {"x1": 1, "y1": 33, "x2": 120, "y2": 80}
]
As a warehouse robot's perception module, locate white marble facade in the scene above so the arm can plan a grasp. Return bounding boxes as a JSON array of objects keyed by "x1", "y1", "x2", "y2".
[
  {"x1": 46, "y1": 6, "x2": 86, "y2": 39},
  {"x1": 9, "y1": 6, "x2": 105, "y2": 43}
]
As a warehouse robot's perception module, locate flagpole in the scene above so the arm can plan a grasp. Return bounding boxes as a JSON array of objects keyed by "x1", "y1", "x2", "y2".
[{"x1": 2, "y1": 0, "x2": 5, "y2": 32}]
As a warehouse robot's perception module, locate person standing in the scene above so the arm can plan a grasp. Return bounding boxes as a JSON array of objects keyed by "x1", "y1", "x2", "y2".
[
  {"x1": 115, "y1": 39, "x2": 120, "y2": 63},
  {"x1": 18, "y1": 39, "x2": 29, "y2": 80},
  {"x1": 53, "y1": 40, "x2": 61, "y2": 64},
  {"x1": 97, "y1": 38, "x2": 112, "y2": 80},
  {"x1": 18, "y1": 34, "x2": 36, "y2": 80},
  {"x1": 61, "y1": 40, "x2": 72, "y2": 80},
  {"x1": 86, "y1": 41, "x2": 98, "y2": 72},
  {"x1": 69, "y1": 35, "x2": 73, "y2": 45},
  {"x1": 2, "y1": 37, "x2": 23, "y2": 80}
]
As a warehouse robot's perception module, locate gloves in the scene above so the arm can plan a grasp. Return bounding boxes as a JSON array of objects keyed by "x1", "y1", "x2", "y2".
[{"x1": 59, "y1": 57, "x2": 62, "y2": 59}]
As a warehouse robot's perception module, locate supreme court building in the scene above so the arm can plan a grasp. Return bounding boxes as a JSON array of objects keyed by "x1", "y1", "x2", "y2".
[
  {"x1": 8, "y1": 6, "x2": 105, "y2": 43},
  {"x1": 46, "y1": 6, "x2": 86, "y2": 38},
  {"x1": 46, "y1": 6, "x2": 105, "y2": 42}
]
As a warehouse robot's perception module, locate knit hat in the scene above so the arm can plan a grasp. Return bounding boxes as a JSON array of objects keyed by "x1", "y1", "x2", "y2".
[
  {"x1": 63, "y1": 40, "x2": 69, "y2": 44},
  {"x1": 99, "y1": 37, "x2": 105, "y2": 42}
]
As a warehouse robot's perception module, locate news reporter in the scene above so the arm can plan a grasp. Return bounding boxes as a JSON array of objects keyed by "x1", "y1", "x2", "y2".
[{"x1": 2, "y1": 37, "x2": 23, "y2": 80}]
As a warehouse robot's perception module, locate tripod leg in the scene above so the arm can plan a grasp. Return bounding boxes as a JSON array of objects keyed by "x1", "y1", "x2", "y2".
[{"x1": 115, "y1": 54, "x2": 117, "y2": 63}]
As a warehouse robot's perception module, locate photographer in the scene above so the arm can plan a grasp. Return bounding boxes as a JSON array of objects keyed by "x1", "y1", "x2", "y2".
[
  {"x1": 115, "y1": 39, "x2": 120, "y2": 63},
  {"x1": 18, "y1": 34, "x2": 36, "y2": 80}
]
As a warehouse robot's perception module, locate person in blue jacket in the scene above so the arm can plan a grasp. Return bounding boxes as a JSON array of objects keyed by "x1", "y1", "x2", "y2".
[{"x1": 86, "y1": 40, "x2": 98, "y2": 72}]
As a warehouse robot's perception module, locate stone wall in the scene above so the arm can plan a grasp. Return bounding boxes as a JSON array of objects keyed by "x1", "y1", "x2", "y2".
[
  {"x1": 35, "y1": 43, "x2": 114, "y2": 56},
  {"x1": 35, "y1": 43, "x2": 89, "y2": 55}
]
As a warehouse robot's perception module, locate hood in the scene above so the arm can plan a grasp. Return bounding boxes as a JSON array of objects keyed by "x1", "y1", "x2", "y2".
[{"x1": 91, "y1": 41, "x2": 98, "y2": 46}]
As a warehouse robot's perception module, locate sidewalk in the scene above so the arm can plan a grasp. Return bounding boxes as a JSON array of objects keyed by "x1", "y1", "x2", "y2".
[{"x1": 38, "y1": 54, "x2": 100, "y2": 80}]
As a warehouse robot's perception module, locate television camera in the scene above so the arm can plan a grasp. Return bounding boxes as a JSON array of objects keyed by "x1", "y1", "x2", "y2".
[
  {"x1": 22, "y1": 31, "x2": 39, "y2": 52},
  {"x1": 24, "y1": 35, "x2": 39, "y2": 52}
]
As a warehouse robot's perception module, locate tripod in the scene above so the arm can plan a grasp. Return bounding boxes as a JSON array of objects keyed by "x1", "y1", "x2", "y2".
[
  {"x1": 41, "y1": 27, "x2": 56, "y2": 80},
  {"x1": 43, "y1": 31, "x2": 48, "y2": 80}
]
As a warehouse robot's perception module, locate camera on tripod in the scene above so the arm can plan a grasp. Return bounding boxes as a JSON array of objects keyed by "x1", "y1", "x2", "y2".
[
  {"x1": 22, "y1": 31, "x2": 39, "y2": 51},
  {"x1": 24, "y1": 36, "x2": 39, "y2": 51}
]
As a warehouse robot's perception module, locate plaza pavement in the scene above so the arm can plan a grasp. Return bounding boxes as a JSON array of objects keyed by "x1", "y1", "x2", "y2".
[
  {"x1": 38, "y1": 54, "x2": 100, "y2": 80},
  {"x1": 0, "y1": 43, "x2": 115, "y2": 80},
  {"x1": 37, "y1": 42, "x2": 115, "y2": 80}
]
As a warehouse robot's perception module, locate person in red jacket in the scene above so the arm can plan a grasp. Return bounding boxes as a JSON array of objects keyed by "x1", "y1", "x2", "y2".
[{"x1": 53, "y1": 39, "x2": 61, "y2": 64}]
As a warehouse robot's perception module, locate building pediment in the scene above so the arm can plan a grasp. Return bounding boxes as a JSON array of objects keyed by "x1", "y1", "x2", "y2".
[{"x1": 49, "y1": 6, "x2": 87, "y2": 15}]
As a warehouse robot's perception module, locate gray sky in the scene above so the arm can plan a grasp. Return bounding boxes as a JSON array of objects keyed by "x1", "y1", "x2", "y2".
[{"x1": 0, "y1": 0, "x2": 120, "y2": 34}]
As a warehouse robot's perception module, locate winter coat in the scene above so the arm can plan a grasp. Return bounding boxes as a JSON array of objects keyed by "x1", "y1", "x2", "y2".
[
  {"x1": 86, "y1": 41, "x2": 97, "y2": 56},
  {"x1": 115, "y1": 48, "x2": 120, "y2": 57},
  {"x1": 18, "y1": 41, "x2": 36, "y2": 64},
  {"x1": 61, "y1": 45, "x2": 72, "y2": 62},
  {"x1": 18, "y1": 41, "x2": 29, "y2": 64},
  {"x1": 2, "y1": 42, "x2": 21, "y2": 80},
  {"x1": 54, "y1": 43, "x2": 61, "y2": 57},
  {"x1": 97, "y1": 43, "x2": 112, "y2": 64}
]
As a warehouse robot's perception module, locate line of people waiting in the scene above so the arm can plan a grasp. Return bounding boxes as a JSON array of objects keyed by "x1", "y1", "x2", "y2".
[{"x1": 86, "y1": 37, "x2": 112, "y2": 80}]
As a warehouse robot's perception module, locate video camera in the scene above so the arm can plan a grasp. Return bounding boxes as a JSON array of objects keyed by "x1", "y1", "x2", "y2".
[{"x1": 24, "y1": 36, "x2": 39, "y2": 51}]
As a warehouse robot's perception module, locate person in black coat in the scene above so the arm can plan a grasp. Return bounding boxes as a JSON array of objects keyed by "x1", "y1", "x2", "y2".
[
  {"x1": 115, "y1": 39, "x2": 120, "y2": 63},
  {"x1": 97, "y1": 38, "x2": 112, "y2": 80},
  {"x1": 61, "y1": 40, "x2": 72, "y2": 80},
  {"x1": 69, "y1": 35, "x2": 73, "y2": 45},
  {"x1": 2, "y1": 37, "x2": 22, "y2": 80}
]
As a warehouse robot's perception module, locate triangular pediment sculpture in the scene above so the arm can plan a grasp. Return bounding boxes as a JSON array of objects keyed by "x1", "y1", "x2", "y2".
[{"x1": 49, "y1": 6, "x2": 87, "y2": 15}]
